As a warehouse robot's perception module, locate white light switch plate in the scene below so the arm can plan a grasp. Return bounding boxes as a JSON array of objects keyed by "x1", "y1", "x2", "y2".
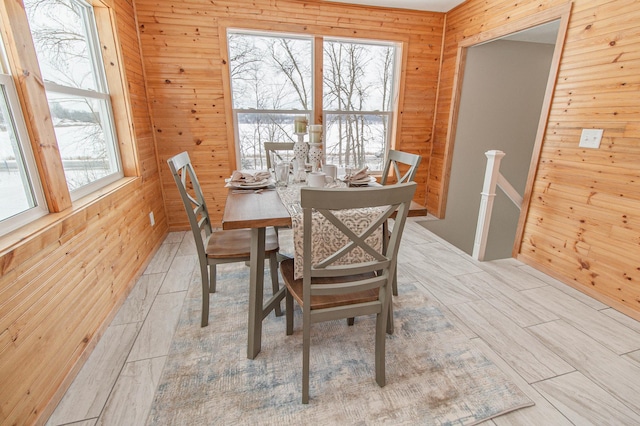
[{"x1": 579, "y1": 128, "x2": 603, "y2": 149}]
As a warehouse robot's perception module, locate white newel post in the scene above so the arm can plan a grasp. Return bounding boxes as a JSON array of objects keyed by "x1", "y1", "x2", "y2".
[{"x1": 472, "y1": 150, "x2": 506, "y2": 261}]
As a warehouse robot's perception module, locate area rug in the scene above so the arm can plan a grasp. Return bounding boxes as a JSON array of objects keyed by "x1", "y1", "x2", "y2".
[{"x1": 148, "y1": 264, "x2": 533, "y2": 425}]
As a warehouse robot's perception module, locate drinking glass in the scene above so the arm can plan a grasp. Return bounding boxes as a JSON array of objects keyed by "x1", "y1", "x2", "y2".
[{"x1": 275, "y1": 162, "x2": 290, "y2": 187}]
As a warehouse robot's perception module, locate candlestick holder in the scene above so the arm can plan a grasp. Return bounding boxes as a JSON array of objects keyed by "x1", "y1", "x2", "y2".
[
  {"x1": 308, "y1": 143, "x2": 323, "y2": 172},
  {"x1": 293, "y1": 132, "x2": 308, "y2": 182},
  {"x1": 307, "y1": 124, "x2": 323, "y2": 172}
]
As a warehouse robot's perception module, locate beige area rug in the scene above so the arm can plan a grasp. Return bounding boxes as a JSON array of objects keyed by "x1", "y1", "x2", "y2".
[{"x1": 148, "y1": 264, "x2": 533, "y2": 425}]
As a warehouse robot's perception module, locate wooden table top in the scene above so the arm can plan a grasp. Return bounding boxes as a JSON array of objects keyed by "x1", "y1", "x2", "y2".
[
  {"x1": 222, "y1": 185, "x2": 427, "y2": 231},
  {"x1": 222, "y1": 189, "x2": 291, "y2": 230}
]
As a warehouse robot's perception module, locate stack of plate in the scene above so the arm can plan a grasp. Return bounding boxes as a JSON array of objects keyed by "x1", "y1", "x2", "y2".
[{"x1": 341, "y1": 176, "x2": 376, "y2": 187}]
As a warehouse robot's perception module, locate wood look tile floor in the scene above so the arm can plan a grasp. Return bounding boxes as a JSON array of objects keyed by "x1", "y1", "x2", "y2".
[{"x1": 46, "y1": 221, "x2": 640, "y2": 425}]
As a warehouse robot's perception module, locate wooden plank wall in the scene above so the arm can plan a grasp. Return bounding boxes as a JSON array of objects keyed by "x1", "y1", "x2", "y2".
[
  {"x1": 436, "y1": 0, "x2": 640, "y2": 318},
  {"x1": 0, "y1": 0, "x2": 166, "y2": 423},
  {"x1": 134, "y1": 0, "x2": 444, "y2": 229}
]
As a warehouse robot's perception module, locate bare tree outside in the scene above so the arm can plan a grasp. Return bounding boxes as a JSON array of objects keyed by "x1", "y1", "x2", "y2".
[
  {"x1": 228, "y1": 32, "x2": 312, "y2": 170},
  {"x1": 228, "y1": 31, "x2": 398, "y2": 172},
  {"x1": 324, "y1": 40, "x2": 396, "y2": 171},
  {"x1": 24, "y1": 0, "x2": 120, "y2": 192}
]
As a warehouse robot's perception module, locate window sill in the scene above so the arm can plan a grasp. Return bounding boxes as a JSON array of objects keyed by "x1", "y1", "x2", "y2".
[{"x1": 0, "y1": 176, "x2": 140, "y2": 257}]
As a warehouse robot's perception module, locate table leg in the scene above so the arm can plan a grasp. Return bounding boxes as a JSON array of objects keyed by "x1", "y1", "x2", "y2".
[{"x1": 247, "y1": 227, "x2": 266, "y2": 359}]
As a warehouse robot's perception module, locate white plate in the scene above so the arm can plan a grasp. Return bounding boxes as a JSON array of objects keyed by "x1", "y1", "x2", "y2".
[
  {"x1": 340, "y1": 176, "x2": 376, "y2": 185},
  {"x1": 226, "y1": 179, "x2": 274, "y2": 189}
]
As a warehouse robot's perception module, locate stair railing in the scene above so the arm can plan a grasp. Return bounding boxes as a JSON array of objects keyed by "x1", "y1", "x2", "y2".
[{"x1": 472, "y1": 150, "x2": 523, "y2": 261}]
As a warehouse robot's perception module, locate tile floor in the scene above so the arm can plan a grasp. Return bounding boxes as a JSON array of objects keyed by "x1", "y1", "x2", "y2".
[{"x1": 46, "y1": 220, "x2": 640, "y2": 425}]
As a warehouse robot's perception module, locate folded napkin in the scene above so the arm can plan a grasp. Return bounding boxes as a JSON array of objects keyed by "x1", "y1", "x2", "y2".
[
  {"x1": 344, "y1": 166, "x2": 369, "y2": 182},
  {"x1": 230, "y1": 170, "x2": 271, "y2": 184}
]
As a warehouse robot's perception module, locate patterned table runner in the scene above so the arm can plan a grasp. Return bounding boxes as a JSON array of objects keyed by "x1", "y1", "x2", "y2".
[{"x1": 277, "y1": 183, "x2": 383, "y2": 280}]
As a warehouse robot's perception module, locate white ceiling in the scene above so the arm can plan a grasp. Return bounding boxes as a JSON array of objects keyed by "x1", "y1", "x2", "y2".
[{"x1": 326, "y1": 0, "x2": 466, "y2": 13}]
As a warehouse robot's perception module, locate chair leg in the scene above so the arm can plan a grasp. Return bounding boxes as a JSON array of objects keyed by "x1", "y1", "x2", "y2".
[
  {"x1": 269, "y1": 253, "x2": 283, "y2": 317},
  {"x1": 286, "y1": 290, "x2": 294, "y2": 335},
  {"x1": 209, "y1": 263, "x2": 217, "y2": 293},
  {"x1": 392, "y1": 268, "x2": 398, "y2": 296},
  {"x1": 386, "y1": 297, "x2": 394, "y2": 335},
  {"x1": 201, "y1": 265, "x2": 210, "y2": 328},
  {"x1": 375, "y1": 310, "x2": 387, "y2": 387},
  {"x1": 302, "y1": 316, "x2": 311, "y2": 404}
]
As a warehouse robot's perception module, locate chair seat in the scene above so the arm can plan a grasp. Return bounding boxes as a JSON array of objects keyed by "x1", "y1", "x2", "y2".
[
  {"x1": 280, "y1": 258, "x2": 378, "y2": 310},
  {"x1": 207, "y1": 228, "x2": 279, "y2": 259}
]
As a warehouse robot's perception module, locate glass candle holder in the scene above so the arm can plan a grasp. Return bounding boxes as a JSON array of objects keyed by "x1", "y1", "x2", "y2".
[
  {"x1": 294, "y1": 116, "x2": 308, "y2": 134},
  {"x1": 309, "y1": 124, "x2": 322, "y2": 144}
]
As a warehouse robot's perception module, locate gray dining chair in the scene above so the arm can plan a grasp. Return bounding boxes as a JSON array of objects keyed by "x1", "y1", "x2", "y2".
[
  {"x1": 280, "y1": 182, "x2": 417, "y2": 403},
  {"x1": 380, "y1": 149, "x2": 422, "y2": 295},
  {"x1": 167, "y1": 151, "x2": 282, "y2": 327},
  {"x1": 380, "y1": 149, "x2": 422, "y2": 185},
  {"x1": 264, "y1": 142, "x2": 295, "y2": 170}
]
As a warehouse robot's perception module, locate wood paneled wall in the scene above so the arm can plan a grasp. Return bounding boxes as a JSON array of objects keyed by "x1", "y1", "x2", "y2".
[
  {"x1": 436, "y1": 0, "x2": 640, "y2": 318},
  {"x1": 0, "y1": 0, "x2": 166, "y2": 423},
  {"x1": 134, "y1": 0, "x2": 444, "y2": 229}
]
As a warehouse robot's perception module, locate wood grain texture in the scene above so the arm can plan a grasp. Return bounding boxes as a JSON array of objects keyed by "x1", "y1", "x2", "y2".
[
  {"x1": 435, "y1": 0, "x2": 640, "y2": 318},
  {"x1": 134, "y1": 0, "x2": 444, "y2": 229},
  {"x1": 0, "y1": 0, "x2": 166, "y2": 423}
]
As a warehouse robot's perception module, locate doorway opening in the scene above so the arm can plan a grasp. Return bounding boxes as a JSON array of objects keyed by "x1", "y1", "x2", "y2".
[{"x1": 421, "y1": 14, "x2": 567, "y2": 261}]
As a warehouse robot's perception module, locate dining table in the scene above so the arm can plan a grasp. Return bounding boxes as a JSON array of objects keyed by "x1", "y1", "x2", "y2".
[{"x1": 221, "y1": 180, "x2": 427, "y2": 359}]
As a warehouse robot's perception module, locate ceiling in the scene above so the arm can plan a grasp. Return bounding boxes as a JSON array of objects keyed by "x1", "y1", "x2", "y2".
[{"x1": 326, "y1": 0, "x2": 466, "y2": 13}]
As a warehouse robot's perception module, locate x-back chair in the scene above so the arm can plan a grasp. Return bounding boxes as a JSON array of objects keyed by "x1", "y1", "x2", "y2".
[
  {"x1": 280, "y1": 182, "x2": 417, "y2": 403},
  {"x1": 167, "y1": 151, "x2": 282, "y2": 327}
]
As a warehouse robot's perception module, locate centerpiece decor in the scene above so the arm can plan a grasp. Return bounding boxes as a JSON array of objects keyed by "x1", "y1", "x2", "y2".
[
  {"x1": 293, "y1": 116, "x2": 309, "y2": 182},
  {"x1": 308, "y1": 124, "x2": 323, "y2": 172}
]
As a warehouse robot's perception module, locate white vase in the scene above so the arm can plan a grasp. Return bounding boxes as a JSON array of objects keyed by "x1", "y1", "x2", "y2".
[
  {"x1": 308, "y1": 143, "x2": 323, "y2": 172},
  {"x1": 293, "y1": 136, "x2": 309, "y2": 182}
]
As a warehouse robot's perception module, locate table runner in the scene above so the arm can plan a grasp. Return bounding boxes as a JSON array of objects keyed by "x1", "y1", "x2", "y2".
[{"x1": 277, "y1": 184, "x2": 384, "y2": 280}]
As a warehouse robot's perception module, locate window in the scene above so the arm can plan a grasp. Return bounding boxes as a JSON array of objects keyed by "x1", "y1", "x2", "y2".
[
  {"x1": 227, "y1": 30, "x2": 399, "y2": 172},
  {"x1": 228, "y1": 31, "x2": 313, "y2": 170},
  {"x1": 24, "y1": 0, "x2": 122, "y2": 199},
  {"x1": 323, "y1": 39, "x2": 397, "y2": 171},
  {"x1": 0, "y1": 40, "x2": 47, "y2": 234}
]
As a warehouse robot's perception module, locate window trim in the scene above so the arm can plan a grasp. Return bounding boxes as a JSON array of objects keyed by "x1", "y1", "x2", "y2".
[
  {"x1": 26, "y1": 0, "x2": 124, "y2": 200},
  {"x1": 0, "y1": 0, "x2": 140, "y2": 241},
  {"x1": 0, "y1": 73, "x2": 48, "y2": 234},
  {"x1": 225, "y1": 28, "x2": 402, "y2": 172}
]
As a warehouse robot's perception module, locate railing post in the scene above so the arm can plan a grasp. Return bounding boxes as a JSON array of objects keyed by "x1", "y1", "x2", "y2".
[{"x1": 472, "y1": 150, "x2": 506, "y2": 261}]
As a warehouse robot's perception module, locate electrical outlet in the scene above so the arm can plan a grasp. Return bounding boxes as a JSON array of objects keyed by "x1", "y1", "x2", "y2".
[
  {"x1": 149, "y1": 211, "x2": 155, "y2": 226},
  {"x1": 579, "y1": 128, "x2": 603, "y2": 149}
]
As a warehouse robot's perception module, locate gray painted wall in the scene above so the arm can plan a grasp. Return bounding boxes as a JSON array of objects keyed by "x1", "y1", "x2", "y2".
[{"x1": 422, "y1": 39, "x2": 554, "y2": 260}]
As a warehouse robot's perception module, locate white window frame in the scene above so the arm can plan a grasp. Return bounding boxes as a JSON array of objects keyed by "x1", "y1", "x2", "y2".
[
  {"x1": 322, "y1": 37, "x2": 400, "y2": 172},
  {"x1": 0, "y1": 72, "x2": 48, "y2": 235},
  {"x1": 227, "y1": 30, "x2": 401, "y2": 172},
  {"x1": 228, "y1": 29, "x2": 314, "y2": 170},
  {"x1": 29, "y1": 0, "x2": 123, "y2": 200}
]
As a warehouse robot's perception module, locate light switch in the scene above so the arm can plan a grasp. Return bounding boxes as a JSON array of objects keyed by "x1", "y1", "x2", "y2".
[{"x1": 579, "y1": 129, "x2": 603, "y2": 149}]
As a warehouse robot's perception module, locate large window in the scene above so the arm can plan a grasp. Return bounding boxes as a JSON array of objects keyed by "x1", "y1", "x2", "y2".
[
  {"x1": 24, "y1": 0, "x2": 122, "y2": 198},
  {"x1": 0, "y1": 43, "x2": 47, "y2": 233},
  {"x1": 228, "y1": 31, "x2": 312, "y2": 170},
  {"x1": 324, "y1": 39, "x2": 396, "y2": 171},
  {"x1": 228, "y1": 30, "x2": 399, "y2": 171}
]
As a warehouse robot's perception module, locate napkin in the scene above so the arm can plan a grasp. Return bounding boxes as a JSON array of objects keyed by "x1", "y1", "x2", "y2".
[
  {"x1": 230, "y1": 170, "x2": 271, "y2": 184},
  {"x1": 344, "y1": 166, "x2": 369, "y2": 182}
]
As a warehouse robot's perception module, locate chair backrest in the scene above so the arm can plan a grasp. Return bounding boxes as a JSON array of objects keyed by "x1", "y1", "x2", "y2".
[
  {"x1": 264, "y1": 142, "x2": 295, "y2": 169},
  {"x1": 299, "y1": 182, "x2": 417, "y2": 317},
  {"x1": 167, "y1": 152, "x2": 212, "y2": 257},
  {"x1": 380, "y1": 149, "x2": 422, "y2": 185}
]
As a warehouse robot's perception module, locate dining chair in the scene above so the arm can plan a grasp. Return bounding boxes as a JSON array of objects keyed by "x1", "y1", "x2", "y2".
[
  {"x1": 280, "y1": 182, "x2": 417, "y2": 403},
  {"x1": 264, "y1": 142, "x2": 295, "y2": 170},
  {"x1": 380, "y1": 149, "x2": 422, "y2": 185},
  {"x1": 167, "y1": 152, "x2": 282, "y2": 327},
  {"x1": 380, "y1": 149, "x2": 422, "y2": 296}
]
